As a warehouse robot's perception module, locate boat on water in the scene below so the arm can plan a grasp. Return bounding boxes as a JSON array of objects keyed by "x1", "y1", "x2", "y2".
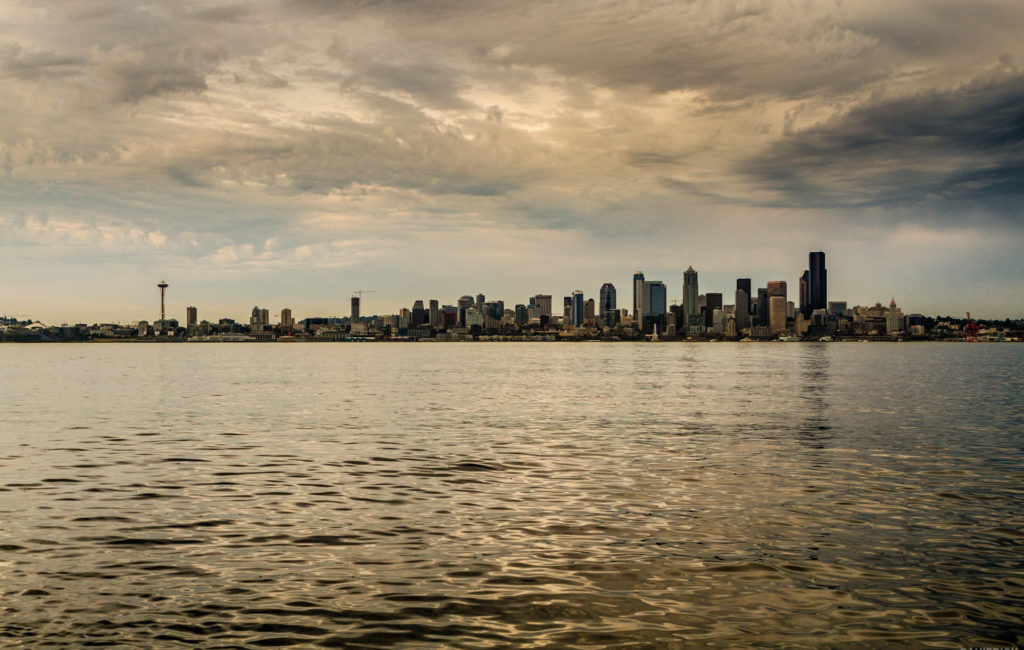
[
  {"x1": 818, "y1": 336, "x2": 834, "y2": 342},
  {"x1": 778, "y1": 335, "x2": 802, "y2": 342}
]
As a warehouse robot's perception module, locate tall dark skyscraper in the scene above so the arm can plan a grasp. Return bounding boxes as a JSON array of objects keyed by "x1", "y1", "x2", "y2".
[
  {"x1": 756, "y1": 287, "x2": 769, "y2": 326},
  {"x1": 411, "y1": 300, "x2": 426, "y2": 326},
  {"x1": 600, "y1": 282, "x2": 617, "y2": 328},
  {"x1": 704, "y1": 293, "x2": 722, "y2": 328},
  {"x1": 799, "y1": 270, "x2": 810, "y2": 318},
  {"x1": 736, "y1": 278, "x2": 751, "y2": 297},
  {"x1": 633, "y1": 271, "x2": 645, "y2": 323},
  {"x1": 809, "y1": 251, "x2": 827, "y2": 313}
]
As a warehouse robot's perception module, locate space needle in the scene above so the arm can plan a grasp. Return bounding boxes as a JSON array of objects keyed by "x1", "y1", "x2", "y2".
[{"x1": 157, "y1": 280, "x2": 168, "y2": 333}]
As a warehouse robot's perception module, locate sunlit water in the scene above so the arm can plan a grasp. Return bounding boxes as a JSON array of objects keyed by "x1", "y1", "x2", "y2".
[{"x1": 1, "y1": 342, "x2": 1021, "y2": 648}]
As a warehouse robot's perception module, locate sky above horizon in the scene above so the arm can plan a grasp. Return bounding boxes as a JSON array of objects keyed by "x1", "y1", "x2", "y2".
[{"x1": 2, "y1": 0, "x2": 1023, "y2": 323}]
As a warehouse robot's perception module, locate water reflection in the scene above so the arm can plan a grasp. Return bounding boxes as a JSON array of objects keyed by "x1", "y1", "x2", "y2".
[
  {"x1": 0, "y1": 343, "x2": 1021, "y2": 648},
  {"x1": 796, "y1": 343, "x2": 832, "y2": 445}
]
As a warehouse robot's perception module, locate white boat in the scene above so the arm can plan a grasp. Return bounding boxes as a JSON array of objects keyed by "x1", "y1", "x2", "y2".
[{"x1": 779, "y1": 335, "x2": 801, "y2": 342}]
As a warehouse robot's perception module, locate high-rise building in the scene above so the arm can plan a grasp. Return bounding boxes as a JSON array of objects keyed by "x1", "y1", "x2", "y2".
[
  {"x1": 563, "y1": 296, "x2": 573, "y2": 325},
  {"x1": 514, "y1": 304, "x2": 528, "y2": 326},
  {"x1": 428, "y1": 299, "x2": 439, "y2": 327},
  {"x1": 633, "y1": 271, "x2": 645, "y2": 323},
  {"x1": 641, "y1": 280, "x2": 667, "y2": 333},
  {"x1": 769, "y1": 295, "x2": 787, "y2": 333},
  {"x1": 280, "y1": 308, "x2": 293, "y2": 331},
  {"x1": 351, "y1": 296, "x2": 360, "y2": 321},
  {"x1": 799, "y1": 270, "x2": 810, "y2": 318},
  {"x1": 599, "y1": 283, "x2": 616, "y2": 312},
  {"x1": 734, "y1": 289, "x2": 750, "y2": 332},
  {"x1": 584, "y1": 298, "x2": 595, "y2": 323},
  {"x1": 756, "y1": 287, "x2": 769, "y2": 326},
  {"x1": 736, "y1": 278, "x2": 751, "y2": 297},
  {"x1": 766, "y1": 282, "x2": 786, "y2": 331},
  {"x1": 683, "y1": 267, "x2": 699, "y2": 322},
  {"x1": 704, "y1": 293, "x2": 722, "y2": 328},
  {"x1": 458, "y1": 295, "x2": 475, "y2": 326},
  {"x1": 599, "y1": 283, "x2": 617, "y2": 328},
  {"x1": 530, "y1": 294, "x2": 552, "y2": 318},
  {"x1": 186, "y1": 306, "x2": 197, "y2": 327},
  {"x1": 571, "y1": 291, "x2": 584, "y2": 327},
  {"x1": 411, "y1": 300, "x2": 426, "y2": 326},
  {"x1": 475, "y1": 293, "x2": 485, "y2": 313},
  {"x1": 809, "y1": 251, "x2": 827, "y2": 314}
]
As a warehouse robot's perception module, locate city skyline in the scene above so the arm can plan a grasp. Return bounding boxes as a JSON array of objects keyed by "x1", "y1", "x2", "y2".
[{"x1": 2, "y1": 1, "x2": 1022, "y2": 322}]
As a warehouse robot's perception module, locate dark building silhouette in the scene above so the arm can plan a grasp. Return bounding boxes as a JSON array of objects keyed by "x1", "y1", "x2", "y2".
[
  {"x1": 809, "y1": 251, "x2": 827, "y2": 314},
  {"x1": 704, "y1": 293, "x2": 722, "y2": 328}
]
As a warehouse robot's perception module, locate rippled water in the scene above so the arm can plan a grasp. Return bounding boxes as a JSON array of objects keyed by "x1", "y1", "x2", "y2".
[{"x1": 1, "y1": 342, "x2": 1022, "y2": 647}]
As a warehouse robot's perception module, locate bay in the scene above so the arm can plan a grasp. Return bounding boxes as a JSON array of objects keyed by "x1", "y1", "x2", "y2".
[{"x1": 1, "y1": 342, "x2": 1022, "y2": 647}]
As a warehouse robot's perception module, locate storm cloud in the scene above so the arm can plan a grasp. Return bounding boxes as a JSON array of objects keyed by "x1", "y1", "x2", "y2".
[{"x1": 0, "y1": 0, "x2": 1021, "y2": 321}]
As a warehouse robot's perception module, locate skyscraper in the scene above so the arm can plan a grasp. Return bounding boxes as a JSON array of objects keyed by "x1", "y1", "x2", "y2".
[
  {"x1": 280, "y1": 308, "x2": 293, "y2": 332},
  {"x1": 704, "y1": 292, "x2": 722, "y2": 328},
  {"x1": 531, "y1": 294, "x2": 552, "y2": 319},
  {"x1": 458, "y1": 295, "x2": 475, "y2": 326},
  {"x1": 736, "y1": 278, "x2": 751, "y2": 297},
  {"x1": 683, "y1": 267, "x2": 699, "y2": 325},
  {"x1": 799, "y1": 270, "x2": 810, "y2": 318},
  {"x1": 734, "y1": 289, "x2": 750, "y2": 332},
  {"x1": 428, "y1": 299, "x2": 439, "y2": 327},
  {"x1": 584, "y1": 298, "x2": 595, "y2": 323},
  {"x1": 770, "y1": 295, "x2": 787, "y2": 333},
  {"x1": 809, "y1": 251, "x2": 827, "y2": 314},
  {"x1": 351, "y1": 296, "x2": 360, "y2": 321},
  {"x1": 600, "y1": 282, "x2": 617, "y2": 327},
  {"x1": 756, "y1": 287, "x2": 769, "y2": 326},
  {"x1": 411, "y1": 300, "x2": 426, "y2": 326},
  {"x1": 571, "y1": 291, "x2": 584, "y2": 327},
  {"x1": 186, "y1": 306, "x2": 197, "y2": 327},
  {"x1": 766, "y1": 282, "x2": 787, "y2": 332},
  {"x1": 633, "y1": 271, "x2": 645, "y2": 323}
]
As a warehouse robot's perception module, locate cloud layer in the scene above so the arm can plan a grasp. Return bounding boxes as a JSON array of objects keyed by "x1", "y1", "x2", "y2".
[{"x1": 1, "y1": 0, "x2": 1022, "y2": 321}]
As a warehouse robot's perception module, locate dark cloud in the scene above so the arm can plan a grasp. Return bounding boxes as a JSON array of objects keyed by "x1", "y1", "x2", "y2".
[
  {"x1": 0, "y1": 42, "x2": 86, "y2": 79},
  {"x1": 103, "y1": 45, "x2": 226, "y2": 102},
  {"x1": 738, "y1": 68, "x2": 1024, "y2": 210}
]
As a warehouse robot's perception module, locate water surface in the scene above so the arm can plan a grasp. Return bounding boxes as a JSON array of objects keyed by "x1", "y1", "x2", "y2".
[{"x1": 1, "y1": 343, "x2": 1022, "y2": 647}]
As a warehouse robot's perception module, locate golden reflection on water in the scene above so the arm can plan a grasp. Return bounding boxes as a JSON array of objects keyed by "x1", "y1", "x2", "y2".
[{"x1": 0, "y1": 342, "x2": 1021, "y2": 647}]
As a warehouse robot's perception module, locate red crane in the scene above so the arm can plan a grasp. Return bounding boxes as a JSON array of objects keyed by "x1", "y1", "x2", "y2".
[{"x1": 964, "y1": 312, "x2": 979, "y2": 342}]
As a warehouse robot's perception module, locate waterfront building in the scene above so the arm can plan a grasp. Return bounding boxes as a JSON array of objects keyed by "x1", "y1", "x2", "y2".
[
  {"x1": 828, "y1": 301, "x2": 847, "y2": 318},
  {"x1": 809, "y1": 251, "x2": 827, "y2": 314},
  {"x1": 643, "y1": 281, "x2": 667, "y2": 333},
  {"x1": 683, "y1": 266, "x2": 699, "y2": 323},
  {"x1": 530, "y1": 295, "x2": 552, "y2": 319},
  {"x1": 704, "y1": 292, "x2": 722, "y2": 328},
  {"x1": 429, "y1": 299, "x2": 439, "y2": 327},
  {"x1": 600, "y1": 282, "x2": 617, "y2": 328},
  {"x1": 411, "y1": 300, "x2": 426, "y2": 326},
  {"x1": 734, "y1": 289, "x2": 750, "y2": 332},
  {"x1": 186, "y1": 306, "x2": 197, "y2": 327},
  {"x1": 769, "y1": 295, "x2": 787, "y2": 333},
  {"x1": 514, "y1": 304, "x2": 528, "y2": 326},
  {"x1": 458, "y1": 295, "x2": 475, "y2": 326},
  {"x1": 799, "y1": 270, "x2": 810, "y2": 318},
  {"x1": 571, "y1": 291, "x2": 585, "y2": 327},
  {"x1": 888, "y1": 298, "x2": 903, "y2": 334},
  {"x1": 280, "y1": 308, "x2": 293, "y2": 332},
  {"x1": 712, "y1": 308, "x2": 725, "y2": 334},
  {"x1": 756, "y1": 287, "x2": 769, "y2": 326},
  {"x1": 633, "y1": 271, "x2": 645, "y2": 323},
  {"x1": 351, "y1": 296, "x2": 360, "y2": 321}
]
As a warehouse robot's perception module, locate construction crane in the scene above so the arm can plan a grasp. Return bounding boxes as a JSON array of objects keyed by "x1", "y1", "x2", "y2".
[
  {"x1": 964, "y1": 312, "x2": 979, "y2": 342},
  {"x1": 352, "y1": 290, "x2": 376, "y2": 299}
]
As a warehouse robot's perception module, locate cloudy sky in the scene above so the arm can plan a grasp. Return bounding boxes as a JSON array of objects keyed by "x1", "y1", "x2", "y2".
[{"x1": 2, "y1": 0, "x2": 1022, "y2": 323}]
